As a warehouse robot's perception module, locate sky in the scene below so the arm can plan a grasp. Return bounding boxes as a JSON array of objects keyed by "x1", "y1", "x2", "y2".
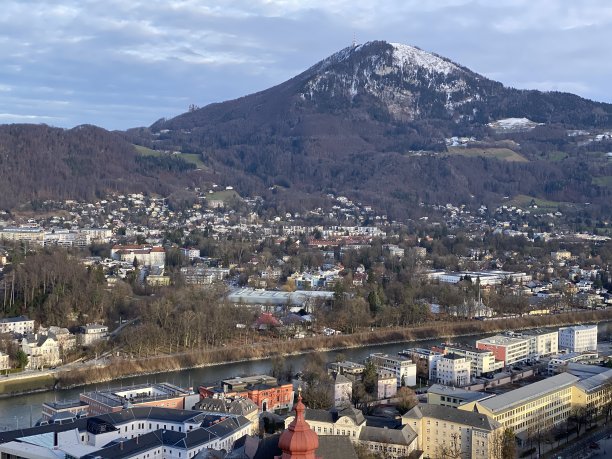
[{"x1": 1, "y1": 0, "x2": 612, "y2": 130}]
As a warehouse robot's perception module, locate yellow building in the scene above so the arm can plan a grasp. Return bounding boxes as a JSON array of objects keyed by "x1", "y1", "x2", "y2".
[
  {"x1": 572, "y1": 368, "x2": 612, "y2": 416},
  {"x1": 459, "y1": 373, "x2": 579, "y2": 441},
  {"x1": 402, "y1": 404, "x2": 502, "y2": 459}
]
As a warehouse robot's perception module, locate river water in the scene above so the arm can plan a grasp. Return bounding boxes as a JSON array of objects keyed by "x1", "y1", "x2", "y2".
[{"x1": 1, "y1": 322, "x2": 610, "y2": 430}]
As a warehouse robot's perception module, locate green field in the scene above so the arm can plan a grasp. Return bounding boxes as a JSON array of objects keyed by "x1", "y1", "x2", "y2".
[
  {"x1": 509, "y1": 194, "x2": 565, "y2": 211},
  {"x1": 206, "y1": 189, "x2": 241, "y2": 203},
  {"x1": 134, "y1": 145, "x2": 206, "y2": 169},
  {"x1": 446, "y1": 147, "x2": 528, "y2": 162},
  {"x1": 592, "y1": 176, "x2": 612, "y2": 187},
  {"x1": 134, "y1": 145, "x2": 158, "y2": 156}
]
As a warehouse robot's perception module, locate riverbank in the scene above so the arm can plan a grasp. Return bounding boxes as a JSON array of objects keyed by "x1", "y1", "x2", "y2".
[{"x1": 2, "y1": 309, "x2": 610, "y2": 398}]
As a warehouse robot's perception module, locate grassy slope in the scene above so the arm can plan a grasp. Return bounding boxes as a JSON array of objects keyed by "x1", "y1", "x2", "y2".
[{"x1": 446, "y1": 147, "x2": 529, "y2": 162}]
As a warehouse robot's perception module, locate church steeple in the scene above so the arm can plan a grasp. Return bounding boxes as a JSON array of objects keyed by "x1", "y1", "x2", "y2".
[{"x1": 276, "y1": 390, "x2": 321, "y2": 459}]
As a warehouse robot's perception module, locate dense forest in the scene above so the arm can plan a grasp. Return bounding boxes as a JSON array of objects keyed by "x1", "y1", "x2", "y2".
[{"x1": 0, "y1": 124, "x2": 200, "y2": 209}]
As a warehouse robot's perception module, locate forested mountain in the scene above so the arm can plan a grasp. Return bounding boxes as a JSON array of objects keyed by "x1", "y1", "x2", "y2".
[
  {"x1": 0, "y1": 124, "x2": 199, "y2": 209},
  {"x1": 133, "y1": 41, "x2": 612, "y2": 218},
  {"x1": 2, "y1": 41, "x2": 612, "y2": 217}
]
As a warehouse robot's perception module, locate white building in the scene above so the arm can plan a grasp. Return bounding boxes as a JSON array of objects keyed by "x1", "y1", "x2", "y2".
[
  {"x1": 369, "y1": 353, "x2": 416, "y2": 387},
  {"x1": 443, "y1": 345, "x2": 504, "y2": 377},
  {"x1": 559, "y1": 325, "x2": 598, "y2": 352},
  {"x1": 332, "y1": 373, "x2": 352, "y2": 408},
  {"x1": 522, "y1": 329, "x2": 558, "y2": 358},
  {"x1": 435, "y1": 354, "x2": 471, "y2": 387},
  {"x1": 78, "y1": 324, "x2": 109, "y2": 347},
  {"x1": 22, "y1": 334, "x2": 61, "y2": 369},
  {"x1": 0, "y1": 316, "x2": 35, "y2": 335},
  {"x1": 110, "y1": 244, "x2": 165, "y2": 267},
  {"x1": 377, "y1": 372, "x2": 397, "y2": 399}
]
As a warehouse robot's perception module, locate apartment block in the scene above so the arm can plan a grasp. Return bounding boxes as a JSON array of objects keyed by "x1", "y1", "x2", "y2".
[
  {"x1": 559, "y1": 325, "x2": 598, "y2": 352},
  {"x1": 369, "y1": 353, "x2": 416, "y2": 387},
  {"x1": 435, "y1": 354, "x2": 471, "y2": 387},
  {"x1": 476, "y1": 335, "x2": 531, "y2": 366},
  {"x1": 443, "y1": 344, "x2": 504, "y2": 377}
]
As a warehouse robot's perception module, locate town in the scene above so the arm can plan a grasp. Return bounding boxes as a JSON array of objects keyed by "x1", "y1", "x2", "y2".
[{"x1": 0, "y1": 187, "x2": 610, "y2": 458}]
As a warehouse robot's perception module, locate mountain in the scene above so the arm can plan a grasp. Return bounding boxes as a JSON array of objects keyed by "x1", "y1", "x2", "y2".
[
  {"x1": 0, "y1": 124, "x2": 199, "y2": 210},
  {"x1": 1, "y1": 41, "x2": 611, "y2": 217},
  {"x1": 137, "y1": 41, "x2": 612, "y2": 218}
]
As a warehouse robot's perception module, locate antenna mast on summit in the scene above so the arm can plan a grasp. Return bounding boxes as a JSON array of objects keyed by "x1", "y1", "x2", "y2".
[{"x1": 352, "y1": 33, "x2": 357, "y2": 48}]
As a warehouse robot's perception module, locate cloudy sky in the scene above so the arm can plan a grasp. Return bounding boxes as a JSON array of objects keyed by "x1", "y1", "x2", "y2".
[{"x1": 1, "y1": 0, "x2": 612, "y2": 130}]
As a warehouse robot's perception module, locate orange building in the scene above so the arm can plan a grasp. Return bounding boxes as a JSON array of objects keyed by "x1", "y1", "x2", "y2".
[{"x1": 199, "y1": 375, "x2": 294, "y2": 412}]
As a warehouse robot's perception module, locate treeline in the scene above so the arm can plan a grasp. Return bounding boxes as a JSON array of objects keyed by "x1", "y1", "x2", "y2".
[{"x1": 0, "y1": 124, "x2": 195, "y2": 209}]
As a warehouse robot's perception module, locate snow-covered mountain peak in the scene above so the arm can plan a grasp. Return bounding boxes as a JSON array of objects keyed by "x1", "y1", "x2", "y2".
[{"x1": 389, "y1": 42, "x2": 459, "y2": 75}]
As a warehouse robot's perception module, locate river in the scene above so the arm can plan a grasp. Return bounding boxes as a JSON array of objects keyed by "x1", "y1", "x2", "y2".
[{"x1": 1, "y1": 322, "x2": 610, "y2": 430}]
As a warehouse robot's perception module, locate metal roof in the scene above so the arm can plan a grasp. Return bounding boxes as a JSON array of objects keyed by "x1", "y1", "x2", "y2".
[{"x1": 478, "y1": 373, "x2": 580, "y2": 413}]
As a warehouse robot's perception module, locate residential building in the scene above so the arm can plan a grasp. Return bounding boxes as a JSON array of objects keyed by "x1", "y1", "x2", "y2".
[
  {"x1": 0, "y1": 406, "x2": 251, "y2": 458},
  {"x1": 459, "y1": 372, "x2": 579, "y2": 440},
  {"x1": 377, "y1": 372, "x2": 397, "y2": 399},
  {"x1": 369, "y1": 353, "x2": 416, "y2": 387},
  {"x1": 0, "y1": 316, "x2": 35, "y2": 335},
  {"x1": 81, "y1": 382, "x2": 196, "y2": 416},
  {"x1": 443, "y1": 344, "x2": 504, "y2": 377},
  {"x1": 402, "y1": 404, "x2": 502, "y2": 459},
  {"x1": 521, "y1": 329, "x2": 558, "y2": 357},
  {"x1": 559, "y1": 324, "x2": 598, "y2": 352},
  {"x1": 401, "y1": 347, "x2": 444, "y2": 380},
  {"x1": 435, "y1": 354, "x2": 471, "y2": 386},
  {"x1": 181, "y1": 266, "x2": 230, "y2": 284},
  {"x1": 0, "y1": 226, "x2": 45, "y2": 245},
  {"x1": 21, "y1": 334, "x2": 61, "y2": 369},
  {"x1": 328, "y1": 361, "x2": 365, "y2": 381},
  {"x1": 110, "y1": 244, "x2": 165, "y2": 267},
  {"x1": 0, "y1": 351, "x2": 9, "y2": 371},
  {"x1": 476, "y1": 335, "x2": 531, "y2": 366},
  {"x1": 332, "y1": 373, "x2": 352, "y2": 408},
  {"x1": 181, "y1": 247, "x2": 200, "y2": 260},
  {"x1": 40, "y1": 326, "x2": 76, "y2": 354},
  {"x1": 78, "y1": 324, "x2": 109, "y2": 347},
  {"x1": 551, "y1": 250, "x2": 572, "y2": 261}
]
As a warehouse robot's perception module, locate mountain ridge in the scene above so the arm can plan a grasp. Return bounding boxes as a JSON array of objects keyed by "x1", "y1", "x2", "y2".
[{"x1": 1, "y1": 40, "x2": 611, "y2": 217}]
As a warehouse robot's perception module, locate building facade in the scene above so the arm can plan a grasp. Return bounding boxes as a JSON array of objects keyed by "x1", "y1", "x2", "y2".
[
  {"x1": 402, "y1": 404, "x2": 502, "y2": 459},
  {"x1": 559, "y1": 325, "x2": 598, "y2": 352},
  {"x1": 476, "y1": 335, "x2": 531, "y2": 366},
  {"x1": 435, "y1": 354, "x2": 471, "y2": 387},
  {"x1": 369, "y1": 353, "x2": 417, "y2": 387}
]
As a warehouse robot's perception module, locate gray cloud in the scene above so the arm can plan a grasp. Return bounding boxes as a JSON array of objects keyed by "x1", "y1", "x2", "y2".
[{"x1": 0, "y1": 0, "x2": 611, "y2": 129}]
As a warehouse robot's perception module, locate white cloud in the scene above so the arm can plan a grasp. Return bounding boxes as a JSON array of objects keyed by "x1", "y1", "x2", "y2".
[{"x1": 0, "y1": 0, "x2": 611, "y2": 129}]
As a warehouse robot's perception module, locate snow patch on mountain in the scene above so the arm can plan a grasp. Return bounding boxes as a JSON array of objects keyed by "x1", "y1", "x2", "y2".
[
  {"x1": 390, "y1": 43, "x2": 459, "y2": 75},
  {"x1": 488, "y1": 118, "x2": 542, "y2": 131}
]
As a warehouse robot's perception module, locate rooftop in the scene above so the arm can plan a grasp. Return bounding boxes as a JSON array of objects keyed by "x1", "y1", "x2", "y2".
[
  {"x1": 403, "y1": 404, "x2": 500, "y2": 431},
  {"x1": 477, "y1": 373, "x2": 580, "y2": 413}
]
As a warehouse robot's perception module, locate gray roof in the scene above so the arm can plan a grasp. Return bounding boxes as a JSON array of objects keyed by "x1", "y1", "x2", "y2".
[
  {"x1": 359, "y1": 424, "x2": 417, "y2": 446},
  {"x1": 427, "y1": 384, "x2": 494, "y2": 404},
  {"x1": 575, "y1": 369, "x2": 612, "y2": 394},
  {"x1": 477, "y1": 373, "x2": 580, "y2": 413},
  {"x1": 403, "y1": 404, "x2": 500, "y2": 431},
  {"x1": 302, "y1": 406, "x2": 365, "y2": 425}
]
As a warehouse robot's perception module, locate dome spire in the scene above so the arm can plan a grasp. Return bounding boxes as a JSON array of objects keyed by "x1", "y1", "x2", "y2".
[{"x1": 276, "y1": 389, "x2": 321, "y2": 459}]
